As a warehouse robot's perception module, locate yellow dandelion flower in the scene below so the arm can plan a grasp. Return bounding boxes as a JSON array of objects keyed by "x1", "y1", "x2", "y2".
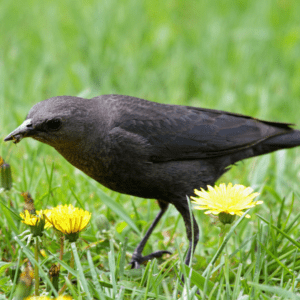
[
  {"x1": 20, "y1": 209, "x2": 55, "y2": 236},
  {"x1": 20, "y1": 210, "x2": 40, "y2": 226},
  {"x1": 56, "y1": 296, "x2": 73, "y2": 300},
  {"x1": 191, "y1": 183, "x2": 263, "y2": 221},
  {"x1": 20, "y1": 209, "x2": 52, "y2": 228},
  {"x1": 47, "y1": 204, "x2": 91, "y2": 242}
]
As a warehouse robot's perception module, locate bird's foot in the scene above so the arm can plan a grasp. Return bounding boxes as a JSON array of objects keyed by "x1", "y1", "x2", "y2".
[{"x1": 130, "y1": 250, "x2": 171, "y2": 269}]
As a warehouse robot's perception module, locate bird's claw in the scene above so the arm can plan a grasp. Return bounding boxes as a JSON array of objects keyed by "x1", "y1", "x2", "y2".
[{"x1": 130, "y1": 250, "x2": 172, "y2": 269}]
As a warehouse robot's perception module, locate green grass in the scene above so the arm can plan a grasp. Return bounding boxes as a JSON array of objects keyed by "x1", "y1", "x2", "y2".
[{"x1": 1, "y1": 0, "x2": 300, "y2": 298}]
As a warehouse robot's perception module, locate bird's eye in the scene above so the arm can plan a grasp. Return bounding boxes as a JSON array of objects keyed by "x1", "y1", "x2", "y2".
[{"x1": 45, "y1": 119, "x2": 62, "y2": 131}]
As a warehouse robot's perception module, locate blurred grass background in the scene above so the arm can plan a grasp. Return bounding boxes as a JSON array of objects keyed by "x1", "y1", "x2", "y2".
[
  {"x1": 2, "y1": 0, "x2": 300, "y2": 198},
  {"x1": 1, "y1": 0, "x2": 300, "y2": 298}
]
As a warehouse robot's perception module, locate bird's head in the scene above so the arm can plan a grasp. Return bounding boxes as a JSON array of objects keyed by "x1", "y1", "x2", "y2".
[{"x1": 4, "y1": 96, "x2": 93, "y2": 149}]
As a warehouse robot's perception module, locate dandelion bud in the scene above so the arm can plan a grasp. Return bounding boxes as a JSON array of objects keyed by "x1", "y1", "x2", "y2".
[
  {"x1": 0, "y1": 157, "x2": 12, "y2": 190},
  {"x1": 13, "y1": 262, "x2": 34, "y2": 300},
  {"x1": 49, "y1": 263, "x2": 60, "y2": 292},
  {"x1": 96, "y1": 214, "x2": 110, "y2": 231}
]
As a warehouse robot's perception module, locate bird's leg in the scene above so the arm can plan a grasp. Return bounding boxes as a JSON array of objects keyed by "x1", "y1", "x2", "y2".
[
  {"x1": 172, "y1": 200, "x2": 199, "y2": 286},
  {"x1": 173, "y1": 200, "x2": 199, "y2": 266},
  {"x1": 130, "y1": 201, "x2": 171, "y2": 269}
]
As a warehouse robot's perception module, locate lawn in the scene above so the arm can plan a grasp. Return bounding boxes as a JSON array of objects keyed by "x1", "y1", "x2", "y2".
[{"x1": 1, "y1": 0, "x2": 300, "y2": 299}]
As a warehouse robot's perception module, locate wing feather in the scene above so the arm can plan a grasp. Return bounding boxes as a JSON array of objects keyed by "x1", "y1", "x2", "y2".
[{"x1": 107, "y1": 96, "x2": 293, "y2": 162}]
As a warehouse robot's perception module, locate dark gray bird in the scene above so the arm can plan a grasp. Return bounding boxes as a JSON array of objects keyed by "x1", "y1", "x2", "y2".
[{"x1": 4, "y1": 95, "x2": 300, "y2": 268}]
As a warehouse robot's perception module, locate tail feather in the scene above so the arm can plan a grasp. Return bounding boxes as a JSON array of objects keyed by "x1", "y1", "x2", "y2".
[
  {"x1": 263, "y1": 129, "x2": 300, "y2": 150},
  {"x1": 222, "y1": 129, "x2": 300, "y2": 168}
]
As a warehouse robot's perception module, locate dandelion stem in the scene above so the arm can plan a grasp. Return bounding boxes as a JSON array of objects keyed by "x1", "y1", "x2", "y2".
[
  {"x1": 213, "y1": 224, "x2": 230, "y2": 278},
  {"x1": 59, "y1": 245, "x2": 75, "y2": 295},
  {"x1": 70, "y1": 249, "x2": 75, "y2": 272},
  {"x1": 59, "y1": 236, "x2": 64, "y2": 267},
  {"x1": 34, "y1": 237, "x2": 39, "y2": 296}
]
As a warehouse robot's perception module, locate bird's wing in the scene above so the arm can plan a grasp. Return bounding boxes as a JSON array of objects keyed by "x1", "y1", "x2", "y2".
[{"x1": 109, "y1": 102, "x2": 293, "y2": 162}]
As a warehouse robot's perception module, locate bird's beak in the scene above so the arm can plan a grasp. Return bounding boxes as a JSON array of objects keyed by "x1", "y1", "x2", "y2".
[{"x1": 4, "y1": 119, "x2": 34, "y2": 144}]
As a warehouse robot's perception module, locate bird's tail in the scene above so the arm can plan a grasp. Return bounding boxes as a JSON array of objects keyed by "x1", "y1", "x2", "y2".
[
  {"x1": 261, "y1": 129, "x2": 300, "y2": 152},
  {"x1": 224, "y1": 129, "x2": 300, "y2": 167}
]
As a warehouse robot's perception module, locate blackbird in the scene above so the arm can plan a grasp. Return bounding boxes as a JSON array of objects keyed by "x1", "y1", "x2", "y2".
[{"x1": 4, "y1": 95, "x2": 300, "y2": 268}]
